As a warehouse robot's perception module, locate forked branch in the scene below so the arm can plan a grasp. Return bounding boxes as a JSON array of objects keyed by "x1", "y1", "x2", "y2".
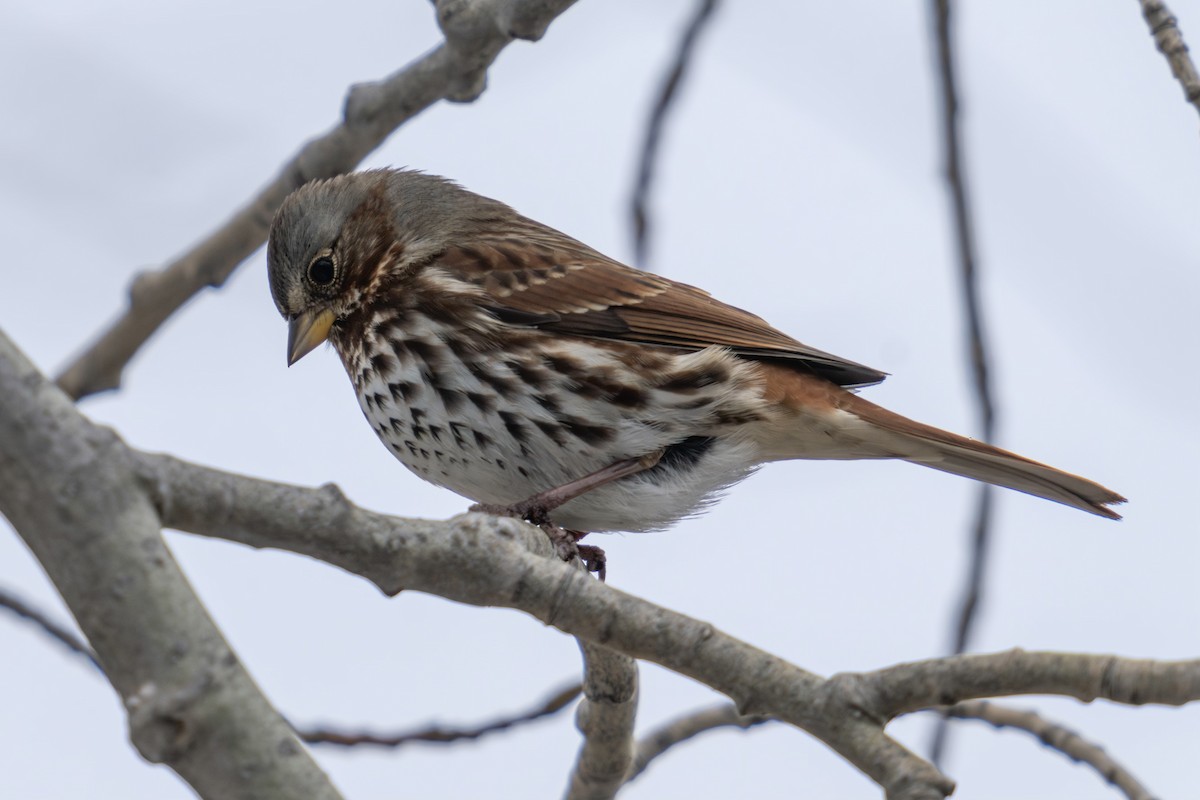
[{"x1": 4, "y1": 328, "x2": 1197, "y2": 799}]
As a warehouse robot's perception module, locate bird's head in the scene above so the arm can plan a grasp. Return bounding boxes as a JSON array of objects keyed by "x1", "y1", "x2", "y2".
[{"x1": 267, "y1": 169, "x2": 485, "y2": 365}]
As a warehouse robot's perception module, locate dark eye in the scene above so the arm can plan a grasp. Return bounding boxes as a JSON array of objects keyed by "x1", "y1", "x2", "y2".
[{"x1": 308, "y1": 256, "x2": 336, "y2": 286}]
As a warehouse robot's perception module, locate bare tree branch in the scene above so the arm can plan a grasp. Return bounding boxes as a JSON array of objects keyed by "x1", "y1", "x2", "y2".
[
  {"x1": 627, "y1": 703, "x2": 769, "y2": 783},
  {"x1": 928, "y1": 1, "x2": 995, "y2": 439},
  {"x1": 629, "y1": 0, "x2": 720, "y2": 269},
  {"x1": 878, "y1": 650, "x2": 1200, "y2": 714},
  {"x1": 54, "y1": 0, "x2": 579, "y2": 401},
  {"x1": 943, "y1": 701, "x2": 1157, "y2": 800},
  {"x1": 298, "y1": 681, "x2": 580, "y2": 748},
  {"x1": 0, "y1": 333, "x2": 341, "y2": 800},
  {"x1": 1140, "y1": 0, "x2": 1200, "y2": 119},
  {"x1": 927, "y1": 0, "x2": 998, "y2": 766},
  {"x1": 0, "y1": 585, "x2": 101, "y2": 671},
  {"x1": 564, "y1": 641, "x2": 638, "y2": 800},
  {"x1": 124, "y1": 430, "x2": 950, "y2": 794},
  {"x1": 5, "y1": 326, "x2": 1197, "y2": 799},
  {"x1": 128, "y1": 450, "x2": 959, "y2": 798},
  {"x1": 128, "y1": 457, "x2": 1200, "y2": 798}
]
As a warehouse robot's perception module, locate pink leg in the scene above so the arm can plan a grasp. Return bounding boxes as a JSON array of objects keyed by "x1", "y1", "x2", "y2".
[
  {"x1": 470, "y1": 450, "x2": 663, "y2": 580},
  {"x1": 470, "y1": 450, "x2": 663, "y2": 524}
]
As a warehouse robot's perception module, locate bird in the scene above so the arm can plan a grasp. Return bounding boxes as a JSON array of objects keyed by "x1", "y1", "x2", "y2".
[{"x1": 267, "y1": 169, "x2": 1124, "y2": 569}]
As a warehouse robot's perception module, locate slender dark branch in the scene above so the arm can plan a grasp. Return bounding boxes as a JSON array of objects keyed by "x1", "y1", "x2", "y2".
[
  {"x1": 1140, "y1": 0, "x2": 1200, "y2": 119},
  {"x1": 0, "y1": 586, "x2": 101, "y2": 671},
  {"x1": 627, "y1": 703, "x2": 770, "y2": 783},
  {"x1": 941, "y1": 701, "x2": 1158, "y2": 800},
  {"x1": 949, "y1": 486, "x2": 993, "y2": 654},
  {"x1": 927, "y1": 0, "x2": 999, "y2": 766},
  {"x1": 929, "y1": 0, "x2": 995, "y2": 438},
  {"x1": 630, "y1": 0, "x2": 719, "y2": 269},
  {"x1": 299, "y1": 681, "x2": 580, "y2": 748}
]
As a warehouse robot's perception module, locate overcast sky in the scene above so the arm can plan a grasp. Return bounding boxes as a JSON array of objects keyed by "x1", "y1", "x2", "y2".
[{"x1": 2, "y1": 1, "x2": 1198, "y2": 798}]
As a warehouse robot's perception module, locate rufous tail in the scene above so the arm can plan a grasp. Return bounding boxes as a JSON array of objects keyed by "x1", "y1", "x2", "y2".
[
  {"x1": 845, "y1": 393, "x2": 1125, "y2": 519},
  {"x1": 758, "y1": 365, "x2": 1126, "y2": 519}
]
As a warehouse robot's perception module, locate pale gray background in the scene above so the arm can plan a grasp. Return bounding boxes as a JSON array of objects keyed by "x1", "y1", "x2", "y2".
[{"x1": 2, "y1": 2, "x2": 1197, "y2": 797}]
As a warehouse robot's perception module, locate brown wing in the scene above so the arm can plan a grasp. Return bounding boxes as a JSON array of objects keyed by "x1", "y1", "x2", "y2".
[{"x1": 436, "y1": 228, "x2": 886, "y2": 388}]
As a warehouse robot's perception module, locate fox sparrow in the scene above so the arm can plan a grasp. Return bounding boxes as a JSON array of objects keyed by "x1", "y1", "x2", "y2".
[{"x1": 267, "y1": 170, "x2": 1123, "y2": 569}]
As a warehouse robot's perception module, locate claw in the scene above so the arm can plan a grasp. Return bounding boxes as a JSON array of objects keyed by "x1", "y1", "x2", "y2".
[{"x1": 469, "y1": 503, "x2": 605, "y2": 578}]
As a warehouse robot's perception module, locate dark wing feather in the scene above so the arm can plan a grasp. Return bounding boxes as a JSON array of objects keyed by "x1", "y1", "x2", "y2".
[{"x1": 437, "y1": 229, "x2": 886, "y2": 388}]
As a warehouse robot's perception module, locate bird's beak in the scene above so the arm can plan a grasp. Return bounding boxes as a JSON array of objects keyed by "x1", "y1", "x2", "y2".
[{"x1": 287, "y1": 308, "x2": 335, "y2": 366}]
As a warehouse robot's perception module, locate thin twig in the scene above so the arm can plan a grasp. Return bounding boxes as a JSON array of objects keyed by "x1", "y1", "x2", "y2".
[
  {"x1": 0, "y1": 586, "x2": 101, "y2": 671},
  {"x1": 55, "y1": 0, "x2": 579, "y2": 401},
  {"x1": 299, "y1": 681, "x2": 580, "y2": 747},
  {"x1": 630, "y1": 0, "x2": 720, "y2": 269},
  {"x1": 876, "y1": 649, "x2": 1200, "y2": 714},
  {"x1": 627, "y1": 704, "x2": 770, "y2": 783},
  {"x1": 942, "y1": 701, "x2": 1158, "y2": 800},
  {"x1": 927, "y1": 0, "x2": 998, "y2": 767},
  {"x1": 1140, "y1": 0, "x2": 1200, "y2": 119}
]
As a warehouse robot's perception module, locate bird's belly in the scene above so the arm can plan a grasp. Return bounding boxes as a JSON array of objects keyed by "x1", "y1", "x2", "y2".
[
  {"x1": 354, "y1": 363, "x2": 648, "y2": 510},
  {"x1": 343, "y1": 320, "x2": 770, "y2": 532}
]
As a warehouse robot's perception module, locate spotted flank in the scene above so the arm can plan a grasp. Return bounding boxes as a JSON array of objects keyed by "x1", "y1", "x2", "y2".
[{"x1": 337, "y1": 301, "x2": 770, "y2": 531}]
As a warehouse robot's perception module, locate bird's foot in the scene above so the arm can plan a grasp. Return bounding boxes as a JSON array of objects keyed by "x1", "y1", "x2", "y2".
[
  {"x1": 469, "y1": 502, "x2": 606, "y2": 579},
  {"x1": 470, "y1": 452, "x2": 664, "y2": 524},
  {"x1": 545, "y1": 526, "x2": 606, "y2": 582},
  {"x1": 467, "y1": 456, "x2": 659, "y2": 578},
  {"x1": 575, "y1": 542, "x2": 607, "y2": 582}
]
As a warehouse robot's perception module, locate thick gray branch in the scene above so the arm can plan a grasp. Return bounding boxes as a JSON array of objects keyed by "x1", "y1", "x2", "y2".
[
  {"x1": 128, "y1": 451, "x2": 1200, "y2": 799},
  {"x1": 944, "y1": 701, "x2": 1157, "y2": 800},
  {"x1": 0, "y1": 333, "x2": 341, "y2": 800},
  {"x1": 55, "y1": 0, "x2": 578, "y2": 401},
  {"x1": 564, "y1": 640, "x2": 638, "y2": 799},
  {"x1": 629, "y1": 0, "x2": 720, "y2": 269},
  {"x1": 873, "y1": 650, "x2": 1200, "y2": 716},
  {"x1": 131, "y1": 450, "x2": 955, "y2": 798},
  {"x1": 6, "y1": 325, "x2": 1198, "y2": 800}
]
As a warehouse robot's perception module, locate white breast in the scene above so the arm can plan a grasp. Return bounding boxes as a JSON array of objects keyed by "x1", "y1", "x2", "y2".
[{"x1": 340, "y1": 311, "x2": 770, "y2": 532}]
